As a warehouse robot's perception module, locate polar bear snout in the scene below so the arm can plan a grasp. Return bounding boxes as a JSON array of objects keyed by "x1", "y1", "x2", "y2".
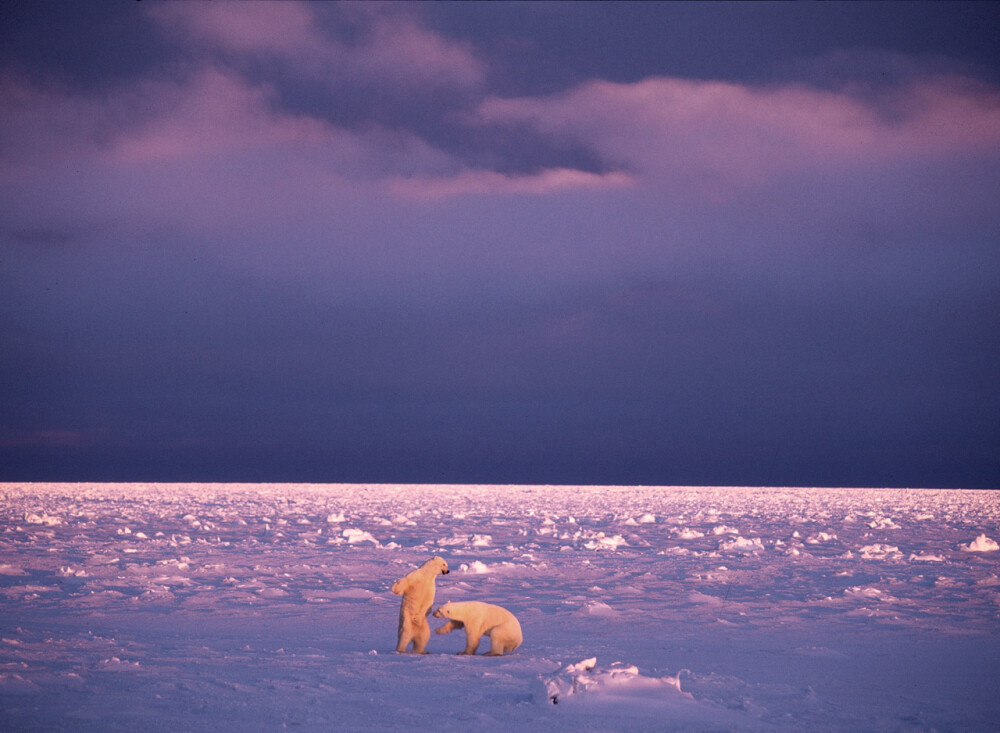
[
  {"x1": 430, "y1": 556, "x2": 449, "y2": 576},
  {"x1": 433, "y1": 601, "x2": 454, "y2": 618}
]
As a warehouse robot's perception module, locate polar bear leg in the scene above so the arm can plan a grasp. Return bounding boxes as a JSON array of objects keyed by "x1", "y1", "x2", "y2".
[
  {"x1": 460, "y1": 628, "x2": 482, "y2": 655},
  {"x1": 396, "y1": 625, "x2": 411, "y2": 653},
  {"x1": 411, "y1": 617, "x2": 430, "y2": 654},
  {"x1": 485, "y1": 636, "x2": 505, "y2": 656},
  {"x1": 396, "y1": 608, "x2": 412, "y2": 653},
  {"x1": 485, "y1": 624, "x2": 521, "y2": 655},
  {"x1": 485, "y1": 628, "x2": 507, "y2": 656},
  {"x1": 435, "y1": 619, "x2": 463, "y2": 635}
]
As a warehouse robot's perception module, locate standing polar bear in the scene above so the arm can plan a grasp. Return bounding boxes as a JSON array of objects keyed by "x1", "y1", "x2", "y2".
[
  {"x1": 433, "y1": 601, "x2": 523, "y2": 656},
  {"x1": 391, "y1": 556, "x2": 450, "y2": 653}
]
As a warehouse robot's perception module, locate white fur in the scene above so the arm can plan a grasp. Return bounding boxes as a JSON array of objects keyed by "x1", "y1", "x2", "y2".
[
  {"x1": 391, "y1": 556, "x2": 449, "y2": 653},
  {"x1": 433, "y1": 600, "x2": 522, "y2": 656}
]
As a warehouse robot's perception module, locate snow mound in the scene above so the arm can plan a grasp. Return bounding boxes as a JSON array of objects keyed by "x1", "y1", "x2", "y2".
[
  {"x1": 583, "y1": 533, "x2": 628, "y2": 551},
  {"x1": 341, "y1": 528, "x2": 378, "y2": 545},
  {"x1": 859, "y1": 543, "x2": 902, "y2": 560},
  {"x1": 625, "y1": 513, "x2": 657, "y2": 526},
  {"x1": 577, "y1": 601, "x2": 617, "y2": 617},
  {"x1": 712, "y1": 525, "x2": 739, "y2": 535},
  {"x1": 844, "y1": 586, "x2": 897, "y2": 602},
  {"x1": 24, "y1": 513, "x2": 61, "y2": 526},
  {"x1": 436, "y1": 534, "x2": 469, "y2": 547},
  {"x1": 535, "y1": 658, "x2": 690, "y2": 706},
  {"x1": 97, "y1": 657, "x2": 141, "y2": 671},
  {"x1": 963, "y1": 534, "x2": 999, "y2": 552},
  {"x1": 459, "y1": 560, "x2": 490, "y2": 574},
  {"x1": 0, "y1": 672, "x2": 43, "y2": 694},
  {"x1": 868, "y1": 517, "x2": 901, "y2": 530},
  {"x1": 719, "y1": 536, "x2": 764, "y2": 553},
  {"x1": 806, "y1": 532, "x2": 838, "y2": 544}
]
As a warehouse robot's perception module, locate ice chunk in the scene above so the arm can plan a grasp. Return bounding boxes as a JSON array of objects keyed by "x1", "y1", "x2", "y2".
[
  {"x1": 859, "y1": 544, "x2": 902, "y2": 560},
  {"x1": 436, "y1": 534, "x2": 469, "y2": 546},
  {"x1": 806, "y1": 532, "x2": 838, "y2": 543},
  {"x1": 868, "y1": 517, "x2": 901, "y2": 529},
  {"x1": 908, "y1": 553, "x2": 944, "y2": 562},
  {"x1": 534, "y1": 658, "x2": 688, "y2": 706},
  {"x1": 844, "y1": 586, "x2": 897, "y2": 602},
  {"x1": 459, "y1": 561, "x2": 490, "y2": 574},
  {"x1": 963, "y1": 534, "x2": 999, "y2": 552},
  {"x1": 24, "y1": 513, "x2": 61, "y2": 526},
  {"x1": 578, "y1": 601, "x2": 617, "y2": 616},
  {"x1": 0, "y1": 673, "x2": 43, "y2": 693},
  {"x1": 719, "y1": 536, "x2": 764, "y2": 553},
  {"x1": 342, "y1": 528, "x2": 379, "y2": 545},
  {"x1": 712, "y1": 525, "x2": 739, "y2": 535},
  {"x1": 583, "y1": 533, "x2": 628, "y2": 551},
  {"x1": 97, "y1": 657, "x2": 141, "y2": 671}
]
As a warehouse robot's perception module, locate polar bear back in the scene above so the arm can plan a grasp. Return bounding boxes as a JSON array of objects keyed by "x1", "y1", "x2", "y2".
[{"x1": 442, "y1": 601, "x2": 521, "y2": 637}]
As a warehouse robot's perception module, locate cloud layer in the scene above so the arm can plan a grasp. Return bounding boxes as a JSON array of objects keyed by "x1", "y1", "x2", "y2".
[{"x1": 2, "y1": 3, "x2": 997, "y2": 486}]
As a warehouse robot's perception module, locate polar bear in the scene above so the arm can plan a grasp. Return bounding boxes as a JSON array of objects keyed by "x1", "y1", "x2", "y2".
[
  {"x1": 432, "y1": 600, "x2": 522, "y2": 656},
  {"x1": 391, "y1": 556, "x2": 450, "y2": 653}
]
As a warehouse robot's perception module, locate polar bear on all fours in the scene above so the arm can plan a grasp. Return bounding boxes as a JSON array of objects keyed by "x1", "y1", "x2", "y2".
[
  {"x1": 392, "y1": 556, "x2": 450, "y2": 654},
  {"x1": 433, "y1": 601, "x2": 522, "y2": 656}
]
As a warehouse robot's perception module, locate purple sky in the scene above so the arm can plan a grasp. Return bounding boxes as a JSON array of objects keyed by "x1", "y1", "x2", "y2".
[{"x1": 2, "y1": 2, "x2": 998, "y2": 487}]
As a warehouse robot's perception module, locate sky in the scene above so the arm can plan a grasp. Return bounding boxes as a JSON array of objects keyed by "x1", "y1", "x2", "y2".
[{"x1": 1, "y1": 1, "x2": 998, "y2": 488}]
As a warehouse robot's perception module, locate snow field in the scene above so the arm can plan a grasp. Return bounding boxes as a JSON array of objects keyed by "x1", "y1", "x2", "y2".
[{"x1": 1, "y1": 483, "x2": 998, "y2": 731}]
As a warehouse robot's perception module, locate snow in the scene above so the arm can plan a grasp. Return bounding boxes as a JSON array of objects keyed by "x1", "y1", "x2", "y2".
[
  {"x1": 963, "y1": 533, "x2": 999, "y2": 552},
  {"x1": 1, "y1": 483, "x2": 999, "y2": 732},
  {"x1": 534, "y1": 657, "x2": 690, "y2": 707}
]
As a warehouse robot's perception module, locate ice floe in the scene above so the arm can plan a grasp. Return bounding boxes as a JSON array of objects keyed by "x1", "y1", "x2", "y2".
[{"x1": 1, "y1": 483, "x2": 998, "y2": 733}]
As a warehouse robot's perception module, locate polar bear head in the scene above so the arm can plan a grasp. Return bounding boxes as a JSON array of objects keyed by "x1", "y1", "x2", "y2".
[
  {"x1": 391, "y1": 556, "x2": 450, "y2": 596},
  {"x1": 432, "y1": 601, "x2": 455, "y2": 619},
  {"x1": 428, "y1": 556, "x2": 450, "y2": 575}
]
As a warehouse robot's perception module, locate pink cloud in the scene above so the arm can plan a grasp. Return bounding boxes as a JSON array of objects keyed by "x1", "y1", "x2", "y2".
[
  {"x1": 350, "y1": 10, "x2": 485, "y2": 91},
  {"x1": 150, "y1": 2, "x2": 318, "y2": 57},
  {"x1": 388, "y1": 167, "x2": 634, "y2": 199},
  {"x1": 109, "y1": 69, "x2": 331, "y2": 165},
  {"x1": 477, "y1": 75, "x2": 1000, "y2": 193},
  {"x1": 0, "y1": 67, "x2": 461, "y2": 249},
  {"x1": 150, "y1": 2, "x2": 485, "y2": 91},
  {"x1": 0, "y1": 68, "x2": 452, "y2": 179}
]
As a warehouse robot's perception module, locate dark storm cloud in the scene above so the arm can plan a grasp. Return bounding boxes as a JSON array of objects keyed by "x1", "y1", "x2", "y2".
[
  {"x1": 1, "y1": 2, "x2": 998, "y2": 487},
  {"x1": 427, "y1": 2, "x2": 1000, "y2": 90}
]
